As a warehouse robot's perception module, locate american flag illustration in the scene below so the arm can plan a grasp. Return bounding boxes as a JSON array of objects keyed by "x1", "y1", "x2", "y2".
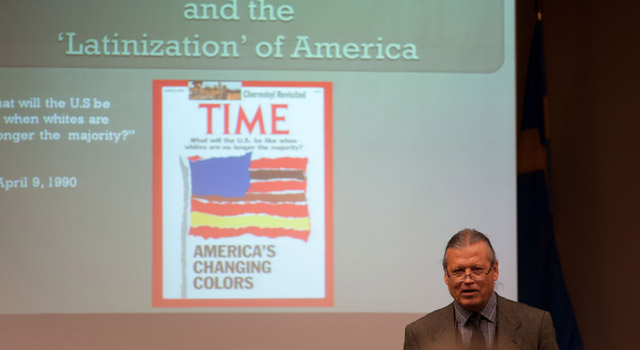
[{"x1": 188, "y1": 153, "x2": 311, "y2": 242}]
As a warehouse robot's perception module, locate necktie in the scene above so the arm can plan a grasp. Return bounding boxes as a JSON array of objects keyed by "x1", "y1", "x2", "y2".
[{"x1": 468, "y1": 312, "x2": 486, "y2": 350}]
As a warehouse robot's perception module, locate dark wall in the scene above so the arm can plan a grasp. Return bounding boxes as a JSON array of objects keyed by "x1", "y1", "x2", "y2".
[{"x1": 517, "y1": 1, "x2": 640, "y2": 349}]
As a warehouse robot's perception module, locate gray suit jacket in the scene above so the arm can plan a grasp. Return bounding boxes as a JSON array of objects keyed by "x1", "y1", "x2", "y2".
[{"x1": 404, "y1": 295, "x2": 559, "y2": 350}]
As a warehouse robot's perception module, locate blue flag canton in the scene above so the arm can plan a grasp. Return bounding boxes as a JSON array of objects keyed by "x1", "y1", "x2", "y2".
[{"x1": 189, "y1": 153, "x2": 251, "y2": 198}]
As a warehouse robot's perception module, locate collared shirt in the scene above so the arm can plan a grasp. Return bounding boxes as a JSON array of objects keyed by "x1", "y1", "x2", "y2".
[{"x1": 453, "y1": 292, "x2": 497, "y2": 348}]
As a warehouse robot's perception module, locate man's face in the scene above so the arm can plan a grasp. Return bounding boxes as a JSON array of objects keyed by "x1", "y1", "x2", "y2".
[{"x1": 443, "y1": 241, "x2": 499, "y2": 312}]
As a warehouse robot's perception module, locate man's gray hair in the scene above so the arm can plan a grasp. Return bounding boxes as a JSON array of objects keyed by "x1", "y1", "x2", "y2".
[{"x1": 442, "y1": 228, "x2": 496, "y2": 271}]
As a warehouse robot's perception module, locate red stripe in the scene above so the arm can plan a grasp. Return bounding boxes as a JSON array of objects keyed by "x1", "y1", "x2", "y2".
[
  {"x1": 248, "y1": 180, "x2": 306, "y2": 193},
  {"x1": 191, "y1": 199, "x2": 309, "y2": 217},
  {"x1": 250, "y1": 157, "x2": 308, "y2": 170},
  {"x1": 189, "y1": 226, "x2": 310, "y2": 242},
  {"x1": 193, "y1": 193, "x2": 308, "y2": 203}
]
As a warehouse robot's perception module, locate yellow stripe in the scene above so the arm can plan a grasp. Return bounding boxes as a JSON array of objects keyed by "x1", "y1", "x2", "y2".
[{"x1": 191, "y1": 212, "x2": 310, "y2": 230}]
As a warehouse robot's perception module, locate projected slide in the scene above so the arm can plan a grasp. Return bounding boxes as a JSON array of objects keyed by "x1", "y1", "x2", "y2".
[
  {"x1": 153, "y1": 80, "x2": 332, "y2": 306},
  {"x1": 1, "y1": 0, "x2": 516, "y2": 316}
]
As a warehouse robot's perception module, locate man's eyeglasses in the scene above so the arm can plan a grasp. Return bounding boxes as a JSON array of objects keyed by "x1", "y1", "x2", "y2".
[{"x1": 446, "y1": 263, "x2": 494, "y2": 282}]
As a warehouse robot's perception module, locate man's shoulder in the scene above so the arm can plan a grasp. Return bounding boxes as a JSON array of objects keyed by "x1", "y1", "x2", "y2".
[
  {"x1": 406, "y1": 303, "x2": 454, "y2": 330},
  {"x1": 497, "y1": 294, "x2": 547, "y2": 312},
  {"x1": 404, "y1": 303, "x2": 457, "y2": 349},
  {"x1": 496, "y1": 294, "x2": 551, "y2": 321}
]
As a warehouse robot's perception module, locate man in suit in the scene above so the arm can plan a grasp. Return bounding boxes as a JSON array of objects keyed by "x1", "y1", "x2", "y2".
[{"x1": 404, "y1": 229, "x2": 558, "y2": 350}]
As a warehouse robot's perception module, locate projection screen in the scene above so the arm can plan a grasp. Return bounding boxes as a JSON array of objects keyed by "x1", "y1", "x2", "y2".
[{"x1": 0, "y1": 0, "x2": 516, "y2": 348}]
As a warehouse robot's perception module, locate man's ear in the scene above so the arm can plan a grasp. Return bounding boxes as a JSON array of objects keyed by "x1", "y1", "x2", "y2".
[{"x1": 492, "y1": 260, "x2": 499, "y2": 281}]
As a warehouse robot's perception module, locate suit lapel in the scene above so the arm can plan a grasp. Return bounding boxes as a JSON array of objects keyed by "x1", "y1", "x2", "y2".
[{"x1": 495, "y1": 295, "x2": 524, "y2": 350}]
